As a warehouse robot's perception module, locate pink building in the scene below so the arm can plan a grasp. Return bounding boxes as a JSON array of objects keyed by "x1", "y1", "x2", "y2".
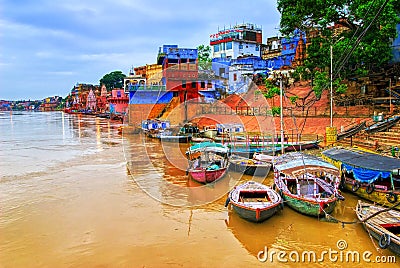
[{"x1": 108, "y1": 89, "x2": 128, "y2": 114}]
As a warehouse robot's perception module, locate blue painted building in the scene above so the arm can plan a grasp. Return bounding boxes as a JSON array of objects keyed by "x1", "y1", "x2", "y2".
[
  {"x1": 210, "y1": 24, "x2": 307, "y2": 94},
  {"x1": 391, "y1": 23, "x2": 400, "y2": 63}
]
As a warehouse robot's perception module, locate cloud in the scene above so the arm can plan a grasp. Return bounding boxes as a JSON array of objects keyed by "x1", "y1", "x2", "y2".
[{"x1": 0, "y1": 0, "x2": 281, "y2": 100}]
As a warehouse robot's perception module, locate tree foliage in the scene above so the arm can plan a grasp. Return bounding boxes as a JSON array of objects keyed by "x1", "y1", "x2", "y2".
[
  {"x1": 312, "y1": 71, "x2": 348, "y2": 99},
  {"x1": 263, "y1": 80, "x2": 280, "y2": 98},
  {"x1": 277, "y1": 0, "x2": 400, "y2": 77},
  {"x1": 197, "y1": 45, "x2": 212, "y2": 70},
  {"x1": 100, "y1": 71, "x2": 126, "y2": 90}
]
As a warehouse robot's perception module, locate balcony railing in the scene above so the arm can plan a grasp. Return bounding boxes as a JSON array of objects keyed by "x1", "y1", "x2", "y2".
[{"x1": 128, "y1": 85, "x2": 166, "y2": 91}]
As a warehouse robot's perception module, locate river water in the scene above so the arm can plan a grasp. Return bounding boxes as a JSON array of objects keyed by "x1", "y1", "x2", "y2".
[{"x1": 0, "y1": 111, "x2": 397, "y2": 267}]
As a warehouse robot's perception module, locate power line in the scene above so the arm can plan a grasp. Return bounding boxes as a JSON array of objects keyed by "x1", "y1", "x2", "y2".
[
  {"x1": 332, "y1": 0, "x2": 377, "y2": 73},
  {"x1": 334, "y1": 0, "x2": 391, "y2": 78}
]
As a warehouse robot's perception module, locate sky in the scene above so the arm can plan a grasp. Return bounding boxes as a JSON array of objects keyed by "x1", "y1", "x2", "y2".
[{"x1": 0, "y1": 0, "x2": 281, "y2": 100}]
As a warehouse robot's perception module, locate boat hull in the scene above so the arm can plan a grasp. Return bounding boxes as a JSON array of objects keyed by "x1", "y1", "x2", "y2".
[
  {"x1": 281, "y1": 192, "x2": 337, "y2": 217},
  {"x1": 356, "y1": 201, "x2": 400, "y2": 256},
  {"x1": 229, "y1": 159, "x2": 271, "y2": 177},
  {"x1": 189, "y1": 167, "x2": 227, "y2": 184},
  {"x1": 160, "y1": 135, "x2": 191, "y2": 143},
  {"x1": 342, "y1": 179, "x2": 400, "y2": 209},
  {"x1": 228, "y1": 181, "x2": 282, "y2": 222},
  {"x1": 337, "y1": 122, "x2": 366, "y2": 140},
  {"x1": 362, "y1": 224, "x2": 400, "y2": 256},
  {"x1": 365, "y1": 116, "x2": 400, "y2": 134},
  {"x1": 283, "y1": 141, "x2": 320, "y2": 152},
  {"x1": 231, "y1": 203, "x2": 280, "y2": 223}
]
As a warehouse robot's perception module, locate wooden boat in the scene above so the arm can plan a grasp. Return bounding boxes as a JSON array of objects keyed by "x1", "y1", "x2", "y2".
[
  {"x1": 228, "y1": 155, "x2": 272, "y2": 177},
  {"x1": 356, "y1": 200, "x2": 400, "y2": 255},
  {"x1": 158, "y1": 130, "x2": 191, "y2": 143},
  {"x1": 200, "y1": 125, "x2": 218, "y2": 139},
  {"x1": 179, "y1": 123, "x2": 200, "y2": 135},
  {"x1": 365, "y1": 116, "x2": 400, "y2": 134},
  {"x1": 281, "y1": 140, "x2": 320, "y2": 152},
  {"x1": 226, "y1": 181, "x2": 283, "y2": 222},
  {"x1": 253, "y1": 152, "x2": 275, "y2": 164},
  {"x1": 185, "y1": 142, "x2": 230, "y2": 184},
  {"x1": 190, "y1": 136, "x2": 213, "y2": 143},
  {"x1": 337, "y1": 121, "x2": 366, "y2": 141},
  {"x1": 227, "y1": 140, "x2": 320, "y2": 158},
  {"x1": 229, "y1": 146, "x2": 278, "y2": 158},
  {"x1": 141, "y1": 119, "x2": 170, "y2": 138},
  {"x1": 157, "y1": 123, "x2": 199, "y2": 143},
  {"x1": 213, "y1": 123, "x2": 246, "y2": 142},
  {"x1": 273, "y1": 152, "x2": 343, "y2": 217},
  {"x1": 322, "y1": 147, "x2": 400, "y2": 208}
]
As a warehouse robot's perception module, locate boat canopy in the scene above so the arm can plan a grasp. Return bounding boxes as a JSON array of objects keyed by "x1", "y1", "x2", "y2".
[
  {"x1": 186, "y1": 141, "x2": 229, "y2": 154},
  {"x1": 322, "y1": 147, "x2": 400, "y2": 183},
  {"x1": 273, "y1": 152, "x2": 339, "y2": 177}
]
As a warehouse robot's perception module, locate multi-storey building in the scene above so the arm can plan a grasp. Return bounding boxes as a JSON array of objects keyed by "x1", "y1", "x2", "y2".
[
  {"x1": 108, "y1": 89, "x2": 129, "y2": 115},
  {"x1": 134, "y1": 65, "x2": 146, "y2": 78},
  {"x1": 146, "y1": 63, "x2": 163, "y2": 85},
  {"x1": 157, "y1": 45, "x2": 200, "y2": 102},
  {"x1": 210, "y1": 23, "x2": 263, "y2": 59},
  {"x1": 261, "y1": 36, "x2": 281, "y2": 60}
]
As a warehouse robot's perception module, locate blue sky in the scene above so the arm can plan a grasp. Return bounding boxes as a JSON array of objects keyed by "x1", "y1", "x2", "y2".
[{"x1": 0, "y1": 0, "x2": 280, "y2": 100}]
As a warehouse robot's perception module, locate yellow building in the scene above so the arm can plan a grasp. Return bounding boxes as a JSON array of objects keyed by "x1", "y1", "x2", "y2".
[{"x1": 146, "y1": 64, "x2": 162, "y2": 85}]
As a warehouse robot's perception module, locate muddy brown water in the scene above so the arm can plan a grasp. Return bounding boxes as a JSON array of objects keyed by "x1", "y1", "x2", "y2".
[{"x1": 0, "y1": 112, "x2": 397, "y2": 267}]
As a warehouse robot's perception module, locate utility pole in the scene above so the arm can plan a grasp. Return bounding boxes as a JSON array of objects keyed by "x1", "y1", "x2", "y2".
[
  {"x1": 280, "y1": 78, "x2": 284, "y2": 154},
  {"x1": 389, "y1": 78, "x2": 393, "y2": 114},
  {"x1": 330, "y1": 44, "x2": 333, "y2": 127}
]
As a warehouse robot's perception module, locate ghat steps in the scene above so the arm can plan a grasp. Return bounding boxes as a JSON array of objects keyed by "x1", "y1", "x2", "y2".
[{"x1": 338, "y1": 120, "x2": 400, "y2": 153}]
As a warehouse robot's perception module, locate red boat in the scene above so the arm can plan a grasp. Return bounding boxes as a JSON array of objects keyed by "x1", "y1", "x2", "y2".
[{"x1": 186, "y1": 142, "x2": 230, "y2": 184}]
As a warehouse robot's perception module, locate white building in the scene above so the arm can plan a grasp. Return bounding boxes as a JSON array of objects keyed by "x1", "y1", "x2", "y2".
[{"x1": 210, "y1": 23, "x2": 263, "y2": 60}]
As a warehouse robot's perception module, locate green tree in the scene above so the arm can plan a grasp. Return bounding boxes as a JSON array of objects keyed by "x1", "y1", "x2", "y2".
[
  {"x1": 263, "y1": 80, "x2": 280, "y2": 99},
  {"x1": 312, "y1": 71, "x2": 348, "y2": 99},
  {"x1": 277, "y1": 0, "x2": 400, "y2": 78},
  {"x1": 100, "y1": 71, "x2": 126, "y2": 90},
  {"x1": 197, "y1": 45, "x2": 212, "y2": 70}
]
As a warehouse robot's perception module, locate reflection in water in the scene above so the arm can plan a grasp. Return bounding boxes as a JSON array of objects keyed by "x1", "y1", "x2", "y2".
[
  {"x1": 225, "y1": 174, "x2": 398, "y2": 267},
  {"x1": 124, "y1": 134, "x2": 245, "y2": 207}
]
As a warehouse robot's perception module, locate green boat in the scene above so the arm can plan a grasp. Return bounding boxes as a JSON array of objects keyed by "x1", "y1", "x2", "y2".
[{"x1": 272, "y1": 152, "x2": 343, "y2": 217}]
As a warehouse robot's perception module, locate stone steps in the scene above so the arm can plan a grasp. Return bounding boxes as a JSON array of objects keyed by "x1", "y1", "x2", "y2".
[{"x1": 338, "y1": 120, "x2": 400, "y2": 151}]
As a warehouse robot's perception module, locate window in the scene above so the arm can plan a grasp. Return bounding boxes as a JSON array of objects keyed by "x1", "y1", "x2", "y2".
[
  {"x1": 182, "y1": 80, "x2": 186, "y2": 88},
  {"x1": 214, "y1": 44, "x2": 219, "y2": 52},
  {"x1": 255, "y1": 45, "x2": 259, "y2": 51},
  {"x1": 233, "y1": 73, "x2": 237, "y2": 81},
  {"x1": 191, "y1": 82, "x2": 196, "y2": 88},
  {"x1": 226, "y1": 42, "x2": 232, "y2": 50},
  {"x1": 201, "y1": 81, "x2": 205, "y2": 88},
  {"x1": 239, "y1": 43, "x2": 243, "y2": 49}
]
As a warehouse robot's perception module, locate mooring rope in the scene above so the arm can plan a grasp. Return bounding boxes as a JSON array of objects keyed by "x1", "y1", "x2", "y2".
[{"x1": 323, "y1": 201, "x2": 400, "y2": 228}]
